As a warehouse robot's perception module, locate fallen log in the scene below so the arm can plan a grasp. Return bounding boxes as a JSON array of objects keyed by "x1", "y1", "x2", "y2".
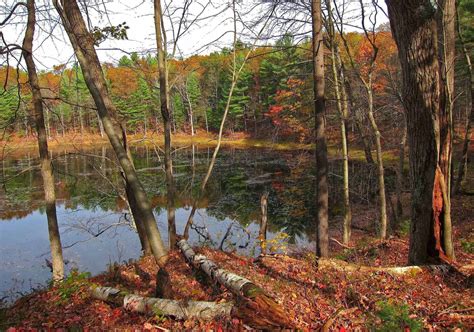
[
  {"x1": 317, "y1": 258, "x2": 450, "y2": 276},
  {"x1": 90, "y1": 286, "x2": 233, "y2": 320},
  {"x1": 176, "y1": 239, "x2": 293, "y2": 329}
]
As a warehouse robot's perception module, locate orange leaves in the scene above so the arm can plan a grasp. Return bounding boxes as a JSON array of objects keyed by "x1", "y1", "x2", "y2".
[{"x1": 106, "y1": 66, "x2": 138, "y2": 97}]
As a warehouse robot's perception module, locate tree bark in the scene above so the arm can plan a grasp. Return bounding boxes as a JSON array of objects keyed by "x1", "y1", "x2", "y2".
[
  {"x1": 395, "y1": 116, "x2": 407, "y2": 222},
  {"x1": 177, "y1": 240, "x2": 292, "y2": 329},
  {"x1": 386, "y1": 0, "x2": 455, "y2": 264},
  {"x1": 122, "y1": 132, "x2": 152, "y2": 256},
  {"x1": 367, "y1": 87, "x2": 388, "y2": 239},
  {"x1": 91, "y1": 286, "x2": 234, "y2": 320},
  {"x1": 53, "y1": 0, "x2": 168, "y2": 267},
  {"x1": 312, "y1": 0, "x2": 329, "y2": 257},
  {"x1": 154, "y1": 0, "x2": 177, "y2": 250},
  {"x1": 453, "y1": 2, "x2": 473, "y2": 195},
  {"x1": 259, "y1": 192, "x2": 269, "y2": 254},
  {"x1": 22, "y1": 0, "x2": 64, "y2": 282},
  {"x1": 436, "y1": 0, "x2": 455, "y2": 260},
  {"x1": 327, "y1": 2, "x2": 352, "y2": 245},
  {"x1": 317, "y1": 258, "x2": 449, "y2": 276}
]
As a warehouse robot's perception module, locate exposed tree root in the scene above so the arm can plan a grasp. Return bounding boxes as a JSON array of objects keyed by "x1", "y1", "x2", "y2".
[
  {"x1": 90, "y1": 286, "x2": 233, "y2": 320},
  {"x1": 177, "y1": 239, "x2": 293, "y2": 329}
]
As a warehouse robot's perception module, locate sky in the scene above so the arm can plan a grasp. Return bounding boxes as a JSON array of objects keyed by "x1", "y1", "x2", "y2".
[{"x1": 0, "y1": 0, "x2": 388, "y2": 70}]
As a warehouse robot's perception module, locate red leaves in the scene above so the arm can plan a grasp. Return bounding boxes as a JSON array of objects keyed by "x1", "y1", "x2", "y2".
[{"x1": 5, "y1": 235, "x2": 472, "y2": 330}]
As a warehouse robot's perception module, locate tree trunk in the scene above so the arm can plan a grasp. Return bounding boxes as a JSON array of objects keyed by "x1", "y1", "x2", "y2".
[
  {"x1": 453, "y1": 2, "x2": 473, "y2": 195},
  {"x1": 396, "y1": 116, "x2": 407, "y2": 222},
  {"x1": 259, "y1": 192, "x2": 269, "y2": 254},
  {"x1": 185, "y1": 84, "x2": 195, "y2": 137},
  {"x1": 327, "y1": 4, "x2": 352, "y2": 245},
  {"x1": 53, "y1": 0, "x2": 168, "y2": 268},
  {"x1": 22, "y1": 0, "x2": 64, "y2": 282},
  {"x1": 436, "y1": 0, "x2": 455, "y2": 259},
  {"x1": 386, "y1": 0, "x2": 455, "y2": 264},
  {"x1": 97, "y1": 111, "x2": 105, "y2": 138},
  {"x1": 91, "y1": 286, "x2": 233, "y2": 320},
  {"x1": 154, "y1": 0, "x2": 177, "y2": 250},
  {"x1": 177, "y1": 240, "x2": 293, "y2": 329},
  {"x1": 312, "y1": 0, "x2": 329, "y2": 257},
  {"x1": 367, "y1": 88, "x2": 388, "y2": 239},
  {"x1": 122, "y1": 130, "x2": 152, "y2": 256}
]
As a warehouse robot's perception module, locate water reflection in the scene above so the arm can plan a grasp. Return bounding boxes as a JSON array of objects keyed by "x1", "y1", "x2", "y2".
[{"x1": 0, "y1": 145, "x2": 391, "y2": 302}]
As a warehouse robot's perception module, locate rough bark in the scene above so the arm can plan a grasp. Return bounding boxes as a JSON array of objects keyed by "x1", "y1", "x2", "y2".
[
  {"x1": 53, "y1": 0, "x2": 168, "y2": 267},
  {"x1": 91, "y1": 286, "x2": 233, "y2": 320},
  {"x1": 386, "y1": 0, "x2": 455, "y2": 264},
  {"x1": 177, "y1": 239, "x2": 292, "y2": 329},
  {"x1": 22, "y1": 0, "x2": 64, "y2": 282},
  {"x1": 154, "y1": 0, "x2": 177, "y2": 249},
  {"x1": 312, "y1": 0, "x2": 329, "y2": 258}
]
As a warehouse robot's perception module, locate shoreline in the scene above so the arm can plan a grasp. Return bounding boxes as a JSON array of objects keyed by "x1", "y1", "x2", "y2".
[{"x1": 1, "y1": 132, "x2": 406, "y2": 165}]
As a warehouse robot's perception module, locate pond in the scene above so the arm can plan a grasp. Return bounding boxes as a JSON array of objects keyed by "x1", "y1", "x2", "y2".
[{"x1": 0, "y1": 144, "x2": 384, "y2": 303}]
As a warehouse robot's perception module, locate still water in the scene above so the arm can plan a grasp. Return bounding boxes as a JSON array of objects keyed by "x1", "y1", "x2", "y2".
[{"x1": 0, "y1": 145, "x2": 382, "y2": 302}]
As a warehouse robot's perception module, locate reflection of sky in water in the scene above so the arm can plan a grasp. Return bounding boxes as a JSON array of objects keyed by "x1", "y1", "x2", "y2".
[
  {"x1": 0, "y1": 204, "x2": 307, "y2": 303},
  {"x1": 2, "y1": 146, "x2": 381, "y2": 303}
]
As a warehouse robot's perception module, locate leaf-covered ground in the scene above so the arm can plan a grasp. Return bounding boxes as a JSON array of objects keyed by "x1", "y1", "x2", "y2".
[{"x1": 1, "y1": 195, "x2": 473, "y2": 330}]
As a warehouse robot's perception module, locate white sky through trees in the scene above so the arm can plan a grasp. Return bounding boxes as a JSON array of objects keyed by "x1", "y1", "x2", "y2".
[{"x1": 0, "y1": 0, "x2": 388, "y2": 70}]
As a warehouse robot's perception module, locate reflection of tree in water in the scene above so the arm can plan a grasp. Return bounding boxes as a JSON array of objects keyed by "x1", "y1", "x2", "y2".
[{"x1": 1, "y1": 146, "x2": 396, "y2": 246}]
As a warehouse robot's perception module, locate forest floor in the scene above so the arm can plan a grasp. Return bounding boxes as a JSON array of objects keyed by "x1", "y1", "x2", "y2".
[{"x1": 1, "y1": 193, "x2": 473, "y2": 331}]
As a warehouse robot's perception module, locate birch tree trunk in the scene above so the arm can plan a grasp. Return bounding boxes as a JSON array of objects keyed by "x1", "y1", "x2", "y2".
[
  {"x1": 312, "y1": 0, "x2": 329, "y2": 257},
  {"x1": 91, "y1": 286, "x2": 234, "y2": 320},
  {"x1": 22, "y1": 0, "x2": 64, "y2": 281},
  {"x1": 177, "y1": 240, "x2": 292, "y2": 329}
]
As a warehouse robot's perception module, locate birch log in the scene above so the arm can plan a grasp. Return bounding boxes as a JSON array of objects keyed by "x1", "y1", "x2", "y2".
[
  {"x1": 177, "y1": 239, "x2": 292, "y2": 329},
  {"x1": 317, "y1": 258, "x2": 451, "y2": 276},
  {"x1": 90, "y1": 286, "x2": 233, "y2": 320}
]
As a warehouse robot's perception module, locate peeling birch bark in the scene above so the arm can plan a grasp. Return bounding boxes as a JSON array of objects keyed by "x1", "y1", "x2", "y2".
[
  {"x1": 90, "y1": 286, "x2": 233, "y2": 320},
  {"x1": 177, "y1": 239, "x2": 293, "y2": 329}
]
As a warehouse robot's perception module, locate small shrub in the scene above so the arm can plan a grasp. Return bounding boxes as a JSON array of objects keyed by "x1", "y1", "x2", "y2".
[
  {"x1": 461, "y1": 240, "x2": 474, "y2": 254},
  {"x1": 374, "y1": 300, "x2": 422, "y2": 332},
  {"x1": 335, "y1": 248, "x2": 354, "y2": 261},
  {"x1": 55, "y1": 270, "x2": 91, "y2": 303},
  {"x1": 398, "y1": 219, "x2": 411, "y2": 236}
]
